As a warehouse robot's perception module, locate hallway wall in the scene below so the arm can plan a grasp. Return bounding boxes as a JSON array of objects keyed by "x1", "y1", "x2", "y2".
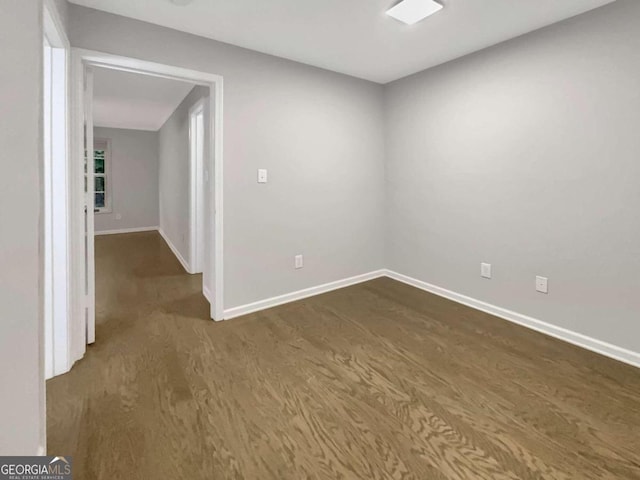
[{"x1": 158, "y1": 86, "x2": 208, "y2": 267}]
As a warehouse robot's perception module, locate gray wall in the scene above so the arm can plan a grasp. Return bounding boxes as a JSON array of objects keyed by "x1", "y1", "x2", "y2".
[
  {"x1": 52, "y1": 0, "x2": 69, "y2": 32},
  {"x1": 385, "y1": 0, "x2": 640, "y2": 353},
  {"x1": 69, "y1": 5, "x2": 386, "y2": 309},
  {"x1": 0, "y1": 0, "x2": 45, "y2": 455},
  {"x1": 158, "y1": 86, "x2": 208, "y2": 263},
  {"x1": 94, "y1": 127, "x2": 159, "y2": 232}
]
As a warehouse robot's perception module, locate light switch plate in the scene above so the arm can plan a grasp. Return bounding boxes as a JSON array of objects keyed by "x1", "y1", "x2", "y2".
[
  {"x1": 536, "y1": 276, "x2": 548, "y2": 294},
  {"x1": 295, "y1": 254, "x2": 303, "y2": 269},
  {"x1": 257, "y1": 168, "x2": 268, "y2": 183},
  {"x1": 481, "y1": 263, "x2": 492, "y2": 279}
]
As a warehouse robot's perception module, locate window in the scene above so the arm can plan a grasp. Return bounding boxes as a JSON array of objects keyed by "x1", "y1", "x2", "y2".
[{"x1": 94, "y1": 138, "x2": 111, "y2": 213}]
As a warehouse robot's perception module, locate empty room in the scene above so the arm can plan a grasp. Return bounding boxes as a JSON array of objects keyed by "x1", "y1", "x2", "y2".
[{"x1": 1, "y1": 0, "x2": 639, "y2": 479}]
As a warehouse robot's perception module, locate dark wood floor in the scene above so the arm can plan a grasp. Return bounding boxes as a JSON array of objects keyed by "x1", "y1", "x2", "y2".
[{"x1": 47, "y1": 232, "x2": 640, "y2": 479}]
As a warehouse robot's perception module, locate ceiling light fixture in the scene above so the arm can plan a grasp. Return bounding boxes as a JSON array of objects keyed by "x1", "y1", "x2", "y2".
[
  {"x1": 386, "y1": 0, "x2": 443, "y2": 25},
  {"x1": 170, "y1": 0, "x2": 194, "y2": 6}
]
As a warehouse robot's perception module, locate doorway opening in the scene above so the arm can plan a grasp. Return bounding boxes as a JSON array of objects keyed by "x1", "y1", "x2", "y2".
[
  {"x1": 69, "y1": 49, "x2": 224, "y2": 367},
  {"x1": 89, "y1": 66, "x2": 209, "y2": 316}
]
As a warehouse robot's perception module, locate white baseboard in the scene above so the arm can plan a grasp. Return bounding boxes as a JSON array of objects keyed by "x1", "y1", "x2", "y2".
[
  {"x1": 384, "y1": 270, "x2": 640, "y2": 369},
  {"x1": 102, "y1": 238, "x2": 636, "y2": 368},
  {"x1": 202, "y1": 285, "x2": 220, "y2": 321},
  {"x1": 224, "y1": 270, "x2": 387, "y2": 320},
  {"x1": 203, "y1": 285, "x2": 212, "y2": 302},
  {"x1": 158, "y1": 228, "x2": 191, "y2": 274},
  {"x1": 94, "y1": 226, "x2": 158, "y2": 236}
]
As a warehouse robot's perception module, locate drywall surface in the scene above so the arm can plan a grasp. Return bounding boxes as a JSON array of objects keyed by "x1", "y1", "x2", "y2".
[
  {"x1": 385, "y1": 0, "x2": 640, "y2": 353},
  {"x1": 52, "y1": 0, "x2": 69, "y2": 32},
  {"x1": 94, "y1": 127, "x2": 159, "y2": 232},
  {"x1": 69, "y1": 5, "x2": 386, "y2": 309},
  {"x1": 158, "y1": 86, "x2": 208, "y2": 263},
  {"x1": 0, "y1": 0, "x2": 45, "y2": 455}
]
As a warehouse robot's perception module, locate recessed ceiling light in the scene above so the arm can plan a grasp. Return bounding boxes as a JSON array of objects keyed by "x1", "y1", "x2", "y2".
[
  {"x1": 170, "y1": 0, "x2": 194, "y2": 6},
  {"x1": 386, "y1": 0, "x2": 443, "y2": 25}
]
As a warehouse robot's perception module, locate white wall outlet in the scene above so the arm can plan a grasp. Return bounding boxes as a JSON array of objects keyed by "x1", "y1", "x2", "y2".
[
  {"x1": 257, "y1": 168, "x2": 268, "y2": 183},
  {"x1": 536, "y1": 276, "x2": 549, "y2": 294},
  {"x1": 115, "y1": 213, "x2": 122, "y2": 220},
  {"x1": 294, "y1": 254, "x2": 303, "y2": 269},
  {"x1": 481, "y1": 263, "x2": 492, "y2": 279}
]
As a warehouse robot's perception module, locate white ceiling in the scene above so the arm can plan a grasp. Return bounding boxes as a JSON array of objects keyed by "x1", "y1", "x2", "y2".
[
  {"x1": 70, "y1": 0, "x2": 615, "y2": 83},
  {"x1": 93, "y1": 67, "x2": 195, "y2": 131}
]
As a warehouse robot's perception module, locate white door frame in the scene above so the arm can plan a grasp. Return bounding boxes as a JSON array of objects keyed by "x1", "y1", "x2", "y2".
[
  {"x1": 189, "y1": 98, "x2": 206, "y2": 274},
  {"x1": 83, "y1": 65, "x2": 96, "y2": 346},
  {"x1": 70, "y1": 49, "x2": 225, "y2": 366},
  {"x1": 43, "y1": 0, "x2": 71, "y2": 378}
]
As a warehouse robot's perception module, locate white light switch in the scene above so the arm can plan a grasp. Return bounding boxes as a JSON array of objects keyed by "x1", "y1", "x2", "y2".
[
  {"x1": 481, "y1": 263, "x2": 492, "y2": 279},
  {"x1": 295, "y1": 254, "x2": 303, "y2": 269},
  {"x1": 536, "y1": 276, "x2": 548, "y2": 294},
  {"x1": 257, "y1": 168, "x2": 268, "y2": 183}
]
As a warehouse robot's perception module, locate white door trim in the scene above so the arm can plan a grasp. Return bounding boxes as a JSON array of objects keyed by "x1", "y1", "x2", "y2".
[
  {"x1": 189, "y1": 98, "x2": 206, "y2": 275},
  {"x1": 84, "y1": 66, "x2": 96, "y2": 346},
  {"x1": 42, "y1": 0, "x2": 72, "y2": 456},
  {"x1": 70, "y1": 49, "x2": 225, "y2": 367},
  {"x1": 43, "y1": 1, "x2": 72, "y2": 378}
]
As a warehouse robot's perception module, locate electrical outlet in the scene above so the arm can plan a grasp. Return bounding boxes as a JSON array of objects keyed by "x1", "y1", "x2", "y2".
[
  {"x1": 257, "y1": 169, "x2": 268, "y2": 183},
  {"x1": 481, "y1": 263, "x2": 492, "y2": 279},
  {"x1": 295, "y1": 254, "x2": 303, "y2": 269},
  {"x1": 536, "y1": 276, "x2": 548, "y2": 294}
]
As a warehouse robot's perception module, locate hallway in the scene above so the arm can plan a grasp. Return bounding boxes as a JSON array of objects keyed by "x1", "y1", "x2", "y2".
[
  {"x1": 47, "y1": 231, "x2": 210, "y2": 477},
  {"x1": 46, "y1": 233, "x2": 640, "y2": 479}
]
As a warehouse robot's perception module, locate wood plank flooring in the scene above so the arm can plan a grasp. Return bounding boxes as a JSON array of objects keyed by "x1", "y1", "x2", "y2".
[{"x1": 47, "y1": 231, "x2": 640, "y2": 479}]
